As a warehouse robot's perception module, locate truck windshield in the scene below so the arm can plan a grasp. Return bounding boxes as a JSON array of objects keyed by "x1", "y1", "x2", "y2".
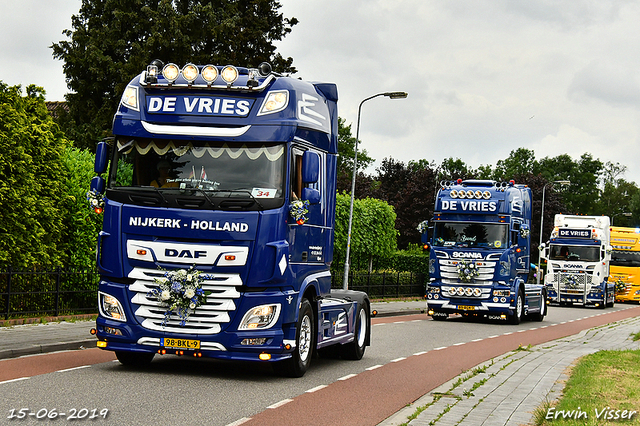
[
  {"x1": 549, "y1": 245, "x2": 600, "y2": 262},
  {"x1": 432, "y1": 222, "x2": 508, "y2": 249},
  {"x1": 611, "y1": 251, "x2": 640, "y2": 267},
  {"x1": 109, "y1": 138, "x2": 285, "y2": 200}
]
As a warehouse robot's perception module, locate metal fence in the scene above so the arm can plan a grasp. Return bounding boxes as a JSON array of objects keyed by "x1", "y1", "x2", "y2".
[
  {"x1": 1, "y1": 267, "x2": 99, "y2": 319},
  {"x1": 331, "y1": 270, "x2": 427, "y2": 299},
  {"x1": 0, "y1": 266, "x2": 426, "y2": 320}
]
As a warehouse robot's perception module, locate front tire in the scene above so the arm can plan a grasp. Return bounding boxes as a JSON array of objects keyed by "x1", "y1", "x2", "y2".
[
  {"x1": 340, "y1": 304, "x2": 369, "y2": 360},
  {"x1": 275, "y1": 299, "x2": 314, "y2": 377},
  {"x1": 510, "y1": 289, "x2": 524, "y2": 325}
]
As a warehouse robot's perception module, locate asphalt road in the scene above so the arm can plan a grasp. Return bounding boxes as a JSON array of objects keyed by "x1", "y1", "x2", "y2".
[{"x1": 1, "y1": 304, "x2": 638, "y2": 426}]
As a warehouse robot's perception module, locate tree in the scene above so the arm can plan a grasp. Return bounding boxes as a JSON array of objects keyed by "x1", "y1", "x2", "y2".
[
  {"x1": 596, "y1": 162, "x2": 638, "y2": 225},
  {"x1": 333, "y1": 193, "x2": 397, "y2": 271},
  {"x1": 59, "y1": 148, "x2": 104, "y2": 267},
  {"x1": 337, "y1": 117, "x2": 374, "y2": 180},
  {"x1": 51, "y1": 0, "x2": 298, "y2": 150},
  {"x1": 437, "y1": 157, "x2": 473, "y2": 182},
  {"x1": 493, "y1": 148, "x2": 538, "y2": 181},
  {"x1": 371, "y1": 158, "x2": 437, "y2": 249},
  {"x1": 0, "y1": 83, "x2": 69, "y2": 267},
  {"x1": 520, "y1": 174, "x2": 568, "y2": 261},
  {"x1": 537, "y1": 153, "x2": 603, "y2": 215}
]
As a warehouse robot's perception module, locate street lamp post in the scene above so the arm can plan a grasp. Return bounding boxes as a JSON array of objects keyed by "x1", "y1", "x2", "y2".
[
  {"x1": 342, "y1": 91, "x2": 408, "y2": 290},
  {"x1": 538, "y1": 180, "x2": 570, "y2": 284},
  {"x1": 612, "y1": 212, "x2": 632, "y2": 225}
]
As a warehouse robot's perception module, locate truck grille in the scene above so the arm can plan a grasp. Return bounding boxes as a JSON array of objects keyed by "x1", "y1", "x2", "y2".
[
  {"x1": 550, "y1": 272, "x2": 593, "y2": 294},
  {"x1": 438, "y1": 259, "x2": 496, "y2": 285},
  {"x1": 127, "y1": 267, "x2": 241, "y2": 335}
]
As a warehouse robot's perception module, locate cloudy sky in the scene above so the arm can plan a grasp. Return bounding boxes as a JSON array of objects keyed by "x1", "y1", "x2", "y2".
[{"x1": 2, "y1": 0, "x2": 640, "y2": 184}]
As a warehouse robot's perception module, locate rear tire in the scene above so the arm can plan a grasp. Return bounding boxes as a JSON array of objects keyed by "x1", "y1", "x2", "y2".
[
  {"x1": 531, "y1": 290, "x2": 547, "y2": 322},
  {"x1": 600, "y1": 289, "x2": 608, "y2": 309},
  {"x1": 340, "y1": 304, "x2": 369, "y2": 360},
  {"x1": 274, "y1": 299, "x2": 314, "y2": 378},
  {"x1": 115, "y1": 351, "x2": 154, "y2": 367}
]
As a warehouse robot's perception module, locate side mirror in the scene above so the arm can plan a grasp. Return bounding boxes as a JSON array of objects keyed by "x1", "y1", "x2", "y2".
[
  {"x1": 519, "y1": 224, "x2": 531, "y2": 239},
  {"x1": 302, "y1": 151, "x2": 320, "y2": 183},
  {"x1": 95, "y1": 141, "x2": 109, "y2": 174},
  {"x1": 90, "y1": 176, "x2": 105, "y2": 194},
  {"x1": 302, "y1": 187, "x2": 320, "y2": 204}
]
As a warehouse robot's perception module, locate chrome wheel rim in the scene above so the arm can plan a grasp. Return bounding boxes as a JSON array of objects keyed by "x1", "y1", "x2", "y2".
[{"x1": 298, "y1": 315, "x2": 311, "y2": 362}]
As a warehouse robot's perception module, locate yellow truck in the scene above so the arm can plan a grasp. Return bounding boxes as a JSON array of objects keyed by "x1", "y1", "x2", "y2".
[{"x1": 609, "y1": 226, "x2": 640, "y2": 303}]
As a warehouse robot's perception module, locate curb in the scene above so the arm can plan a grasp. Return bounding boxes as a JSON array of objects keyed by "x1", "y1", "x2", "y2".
[
  {"x1": 0, "y1": 314, "x2": 97, "y2": 328},
  {"x1": 0, "y1": 338, "x2": 98, "y2": 361}
]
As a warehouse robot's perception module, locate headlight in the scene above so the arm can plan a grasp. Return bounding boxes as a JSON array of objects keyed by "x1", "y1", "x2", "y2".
[
  {"x1": 258, "y1": 90, "x2": 289, "y2": 116},
  {"x1": 239, "y1": 304, "x2": 281, "y2": 330},
  {"x1": 120, "y1": 85, "x2": 139, "y2": 111},
  {"x1": 99, "y1": 292, "x2": 126, "y2": 322},
  {"x1": 429, "y1": 258, "x2": 436, "y2": 274}
]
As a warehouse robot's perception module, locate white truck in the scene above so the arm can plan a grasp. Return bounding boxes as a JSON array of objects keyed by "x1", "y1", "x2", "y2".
[{"x1": 541, "y1": 214, "x2": 614, "y2": 308}]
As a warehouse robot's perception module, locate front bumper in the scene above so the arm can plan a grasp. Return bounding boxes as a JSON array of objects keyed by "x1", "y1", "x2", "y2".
[{"x1": 95, "y1": 316, "x2": 298, "y2": 362}]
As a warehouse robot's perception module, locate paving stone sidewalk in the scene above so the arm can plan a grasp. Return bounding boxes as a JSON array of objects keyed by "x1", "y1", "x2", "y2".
[{"x1": 380, "y1": 316, "x2": 640, "y2": 426}]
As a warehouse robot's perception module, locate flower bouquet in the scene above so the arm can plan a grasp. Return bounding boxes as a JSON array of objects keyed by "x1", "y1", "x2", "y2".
[
  {"x1": 86, "y1": 190, "x2": 105, "y2": 213},
  {"x1": 147, "y1": 266, "x2": 212, "y2": 326},
  {"x1": 457, "y1": 259, "x2": 479, "y2": 283},
  {"x1": 289, "y1": 200, "x2": 309, "y2": 225}
]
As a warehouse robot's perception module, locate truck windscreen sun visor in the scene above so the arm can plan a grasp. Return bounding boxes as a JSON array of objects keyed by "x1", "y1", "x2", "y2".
[{"x1": 110, "y1": 138, "x2": 285, "y2": 200}]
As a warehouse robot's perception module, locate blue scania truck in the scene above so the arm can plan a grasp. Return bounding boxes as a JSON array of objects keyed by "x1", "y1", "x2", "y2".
[
  {"x1": 422, "y1": 179, "x2": 546, "y2": 324},
  {"x1": 89, "y1": 61, "x2": 370, "y2": 377}
]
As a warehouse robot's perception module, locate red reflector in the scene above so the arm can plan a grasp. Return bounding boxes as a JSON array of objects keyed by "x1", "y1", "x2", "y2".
[
  {"x1": 137, "y1": 249, "x2": 147, "y2": 256},
  {"x1": 225, "y1": 255, "x2": 236, "y2": 261}
]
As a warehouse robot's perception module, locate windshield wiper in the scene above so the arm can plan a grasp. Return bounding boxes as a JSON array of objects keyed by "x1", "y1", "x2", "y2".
[
  {"x1": 187, "y1": 187, "x2": 216, "y2": 207},
  {"x1": 139, "y1": 186, "x2": 169, "y2": 204},
  {"x1": 213, "y1": 189, "x2": 265, "y2": 210}
]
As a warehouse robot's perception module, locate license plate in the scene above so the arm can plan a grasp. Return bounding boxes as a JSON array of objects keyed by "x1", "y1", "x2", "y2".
[
  {"x1": 564, "y1": 290, "x2": 582, "y2": 294},
  {"x1": 161, "y1": 338, "x2": 200, "y2": 349},
  {"x1": 458, "y1": 305, "x2": 475, "y2": 311}
]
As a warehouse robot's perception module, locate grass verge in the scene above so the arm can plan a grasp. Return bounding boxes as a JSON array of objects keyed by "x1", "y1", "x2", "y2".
[{"x1": 533, "y1": 349, "x2": 640, "y2": 425}]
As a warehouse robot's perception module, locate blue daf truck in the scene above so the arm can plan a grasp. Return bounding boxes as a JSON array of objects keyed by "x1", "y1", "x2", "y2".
[
  {"x1": 422, "y1": 179, "x2": 546, "y2": 324},
  {"x1": 89, "y1": 61, "x2": 370, "y2": 377}
]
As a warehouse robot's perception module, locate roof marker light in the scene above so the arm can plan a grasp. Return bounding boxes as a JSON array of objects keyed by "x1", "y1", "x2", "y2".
[
  {"x1": 258, "y1": 90, "x2": 289, "y2": 116},
  {"x1": 121, "y1": 85, "x2": 139, "y2": 111}
]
